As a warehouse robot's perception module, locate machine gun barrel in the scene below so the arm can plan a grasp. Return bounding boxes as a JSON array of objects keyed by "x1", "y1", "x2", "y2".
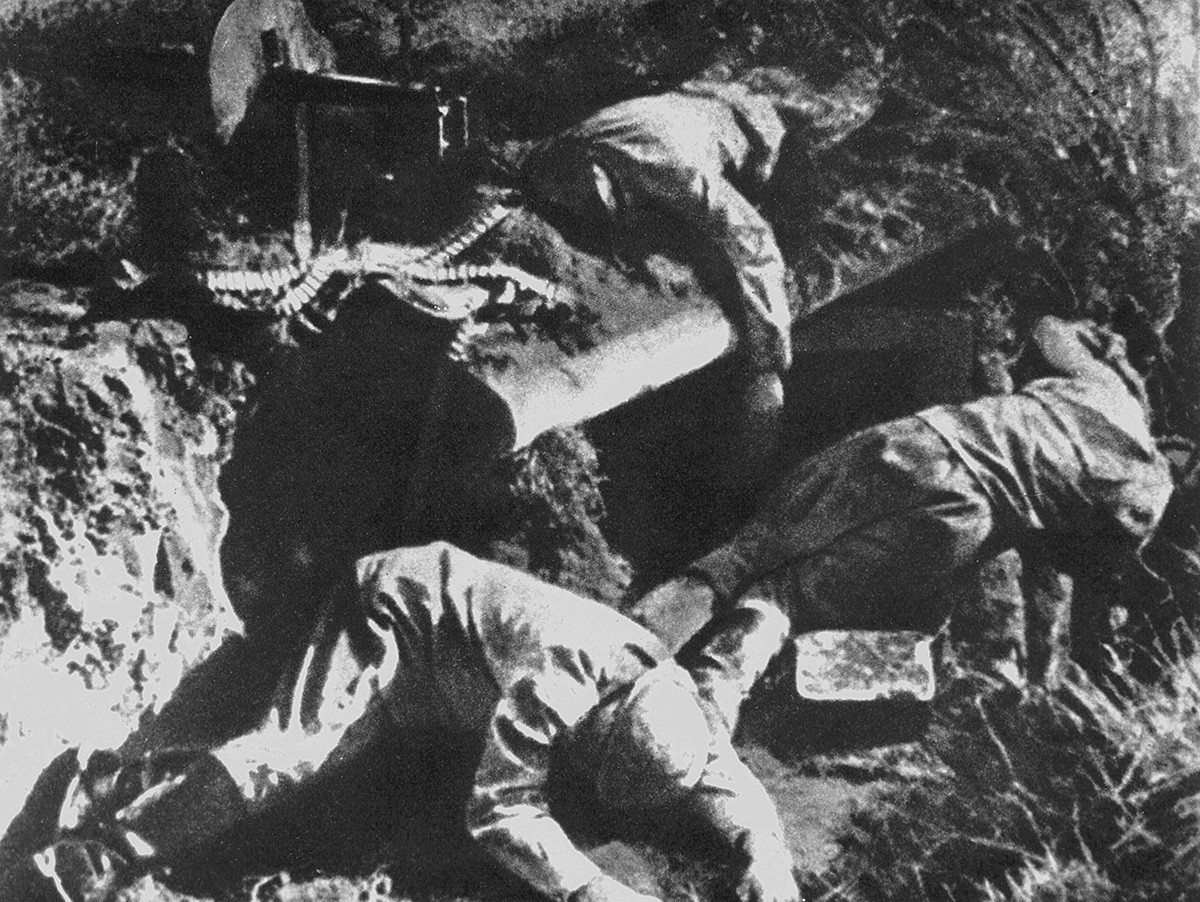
[{"x1": 266, "y1": 68, "x2": 438, "y2": 107}]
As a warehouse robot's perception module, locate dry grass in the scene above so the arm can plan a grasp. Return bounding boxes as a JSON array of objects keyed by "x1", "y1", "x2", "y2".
[{"x1": 814, "y1": 643, "x2": 1200, "y2": 902}]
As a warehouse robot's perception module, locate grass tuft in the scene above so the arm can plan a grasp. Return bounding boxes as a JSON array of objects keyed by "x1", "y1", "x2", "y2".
[{"x1": 817, "y1": 644, "x2": 1200, "y2": 902}]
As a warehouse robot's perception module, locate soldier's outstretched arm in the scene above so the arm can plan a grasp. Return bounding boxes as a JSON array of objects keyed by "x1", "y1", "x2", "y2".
[
  {"x1": 704, "y1": 176, "x2": 793, "y2": 374},
  {"x1": 656, "y1": 169, "x2": 793, "y2": 376}
]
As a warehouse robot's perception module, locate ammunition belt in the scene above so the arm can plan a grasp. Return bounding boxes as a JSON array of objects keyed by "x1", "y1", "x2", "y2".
[{"x1": 186, "y1": 200, "x2": 557, "y2": 320}]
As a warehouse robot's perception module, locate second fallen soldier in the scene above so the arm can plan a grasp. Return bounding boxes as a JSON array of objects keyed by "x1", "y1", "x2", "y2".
[{"x1": 632, "y1": 314, "x2": 1175, "y2": 729}]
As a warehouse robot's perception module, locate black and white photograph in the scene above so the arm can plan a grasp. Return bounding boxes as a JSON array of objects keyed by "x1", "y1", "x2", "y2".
[{"x1": 1, "y1": 1, "x2": 1199, "y2": 900}]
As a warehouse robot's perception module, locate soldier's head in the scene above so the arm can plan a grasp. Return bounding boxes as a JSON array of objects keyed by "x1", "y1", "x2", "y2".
[
  {"x1": 567, "y1": 662, "x2": 714, "y2": 811},
  {"x1": 520, "y1": 141, "x2": 626, "y2": 256}
]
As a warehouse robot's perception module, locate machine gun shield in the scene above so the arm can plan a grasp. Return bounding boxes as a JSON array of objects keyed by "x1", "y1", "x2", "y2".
[{"x1": 209, "y1": 0, "x2": 336, "y2": 143}]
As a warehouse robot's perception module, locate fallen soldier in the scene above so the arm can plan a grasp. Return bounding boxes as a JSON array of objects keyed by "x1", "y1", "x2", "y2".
[
  {"x1": 521, "y1": 64, "x2": 880, "y2": 446},
  {"x1": 10, "y1": 542, "x2": 799, "y2": 902},
  {"x1": 630, "y1": 314, "x2": 1175, "y2": 729}
]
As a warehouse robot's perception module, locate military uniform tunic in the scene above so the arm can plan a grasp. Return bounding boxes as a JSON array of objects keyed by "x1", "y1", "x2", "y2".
[{"x1": 522, "y1": 80, "x2": 793, "y2": 375}]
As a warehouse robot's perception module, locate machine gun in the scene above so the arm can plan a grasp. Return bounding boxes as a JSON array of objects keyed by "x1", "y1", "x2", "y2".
[
  {"x1": 124, "y1": 0, "x2": 543, "y2": 331},
  {"x1": 208, "y1": 0, "x2": 467, "y2": 259}
]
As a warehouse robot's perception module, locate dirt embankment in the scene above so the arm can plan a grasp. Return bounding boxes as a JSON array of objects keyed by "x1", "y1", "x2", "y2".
[
  {"x1": 0, "y1": 281, "x2": 250, "y2": 829},
  {"x1": 0, "y1": 240, "x2": 894, "y2": 901}
]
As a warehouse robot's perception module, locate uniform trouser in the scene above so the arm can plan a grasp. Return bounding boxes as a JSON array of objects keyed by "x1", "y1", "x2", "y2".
[
  {"x1": 31, "y1": 570, "x2": 409, "y2": 890},
  {"x1": 677, "y1": 417, "x2": 1003, "y2": 728}
]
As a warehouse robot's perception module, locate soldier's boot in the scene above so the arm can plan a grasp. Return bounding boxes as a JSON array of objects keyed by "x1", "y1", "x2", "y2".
[
  {"x1": 32, "y1": 747, "x2": 248, "y2": 902},
  {"x1": 679, "y1": 591, "x2": 790, "y2": 734}
]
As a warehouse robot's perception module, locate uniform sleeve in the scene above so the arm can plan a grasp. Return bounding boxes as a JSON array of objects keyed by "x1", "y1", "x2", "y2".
[
  {"x1": 691, "y1": 173, "x2": 793, "y2": 374},
  {"x1": 467, "y1": 669, "x2": 606, "y2": 901},
  {"x1": 686, "y1": 516, "x2": 789, "y2": 608}
]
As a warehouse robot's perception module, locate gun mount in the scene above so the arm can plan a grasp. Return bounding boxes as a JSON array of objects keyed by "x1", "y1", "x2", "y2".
[{"x1": 209, "y1": 0, "x2": 467, "y2": 258}]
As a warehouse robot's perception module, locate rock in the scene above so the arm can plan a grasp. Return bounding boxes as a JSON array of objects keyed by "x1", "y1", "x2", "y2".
[{"x1": 0, "y1": 286, "x2": 244, "y2": 831}]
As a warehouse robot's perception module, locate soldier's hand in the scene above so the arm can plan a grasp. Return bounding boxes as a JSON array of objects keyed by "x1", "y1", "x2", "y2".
[
  {"x1": 569, "y1": 874, "x2": 661, "y2": 902},
  {"x1": 736, "y1": 853, "x2": 801, "y2": 902}
]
